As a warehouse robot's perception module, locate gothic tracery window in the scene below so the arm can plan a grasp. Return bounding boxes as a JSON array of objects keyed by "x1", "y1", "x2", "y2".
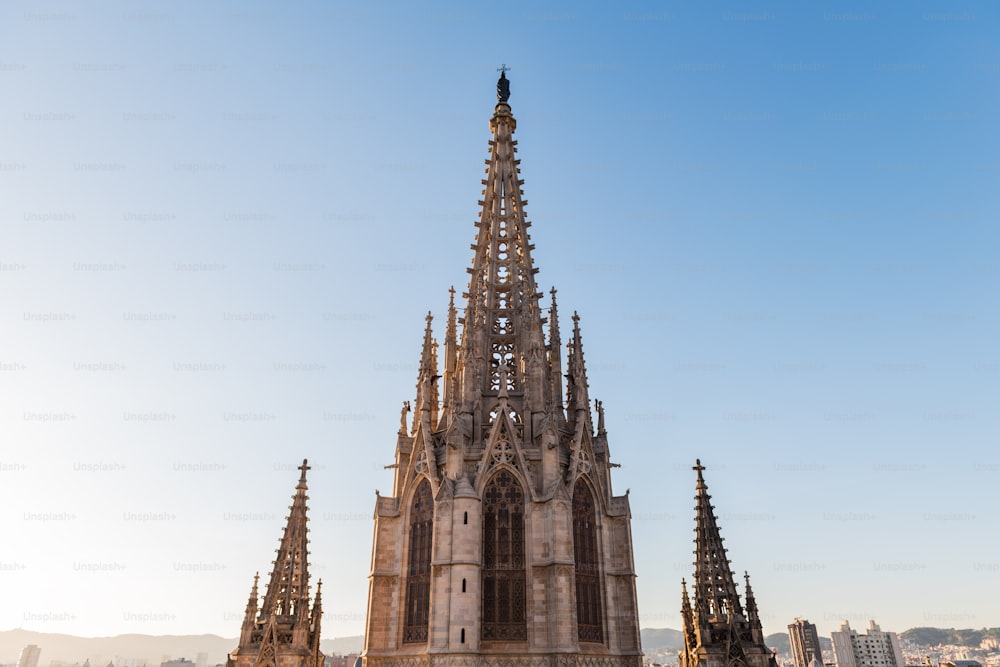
[
  {"x1": 403, "y1": 480, "x2": 433, "y2": 643},
  {"x1": 573, "y1": 480, "x2": 604, "y2": 643},
  {"x1": 481, "y1": 469, "x2": 526, "y2": 641}
]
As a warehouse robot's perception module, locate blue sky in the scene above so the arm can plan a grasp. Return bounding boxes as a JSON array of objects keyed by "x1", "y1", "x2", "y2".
[{"x1": 1, "y1": 0, "x2": 998, "y2": 644}]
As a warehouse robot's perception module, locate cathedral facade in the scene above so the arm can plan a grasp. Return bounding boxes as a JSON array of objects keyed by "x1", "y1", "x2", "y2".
[
  {"x1": 228, "y1": 461, "x2": 324, "y2": 667},
  {"x1": 361, "y1": 72, "x2": 643, "y2": 667}
]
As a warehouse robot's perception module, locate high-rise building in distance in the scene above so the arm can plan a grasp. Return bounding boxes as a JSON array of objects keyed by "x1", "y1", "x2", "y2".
[
  {"x1": 161, "y1": 659, "x2": 196, "y2": 667},
  {"x1": 830, "y1": 620, "x2": 903, "y2": 667},
  {"x1": 18, "y1": 645, "x2": 41, "y2": 667},
  {"x1": 789, "y1": 618, "x2": 823, "y2": 667}
]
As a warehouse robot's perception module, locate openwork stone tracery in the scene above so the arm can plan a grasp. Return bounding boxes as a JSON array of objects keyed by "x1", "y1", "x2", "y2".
[
  {"x1": 404, "y1": 481, "x2": 434, "y2": 643},
  {"x1": 481, "y1": 470, "x2": 527, "y2": 641},
  {"x1": 572, "y1": 481, "x2": 603, "y2": 644}
]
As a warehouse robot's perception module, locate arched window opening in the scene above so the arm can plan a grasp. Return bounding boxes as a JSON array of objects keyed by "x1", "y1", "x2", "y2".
[
  {"x1": 403, "y1": 480, "x2": 433, "y2": 643},
  {"x1": 481, "y1": 469, "x2": 526, "y2": 641},
  {"x1": 573, "y1": 480, "x2": 603, "y2": 643}
]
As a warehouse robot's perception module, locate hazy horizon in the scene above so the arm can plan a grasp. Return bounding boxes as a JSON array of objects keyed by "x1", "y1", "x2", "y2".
[
  {"x1": 3, "y1": 0, "x2": 998, "y2": 642},
  {"x1": 0, "y1": 628, "x2": 365, "y2": 665}
]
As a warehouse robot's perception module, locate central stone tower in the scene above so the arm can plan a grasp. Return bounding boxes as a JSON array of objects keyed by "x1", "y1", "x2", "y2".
[{"x1": 362, "y1": 72, "x2": 642, "y2": 667}]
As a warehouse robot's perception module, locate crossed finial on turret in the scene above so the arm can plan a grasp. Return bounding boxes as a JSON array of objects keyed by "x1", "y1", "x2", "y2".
[{"x1": 693, "y1": 459, "x2": 709, "y2": 492}]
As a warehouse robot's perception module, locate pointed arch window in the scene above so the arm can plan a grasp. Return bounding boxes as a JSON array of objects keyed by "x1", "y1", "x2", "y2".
[
  {"x1": 481, "y1": 469, "x2": 526, "y2": 641},
  {"x1": 573, "y1": 480, "x2": 603, "y2": 643},
  {"x1": 403, "y1": 480, "x2": 433, "y2": 643}
]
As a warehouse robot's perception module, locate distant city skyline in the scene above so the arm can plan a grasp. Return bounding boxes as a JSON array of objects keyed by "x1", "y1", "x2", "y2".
[
  {"x1": 2, "y1": 625, "x2": 998, "y2": 667},
  {"x1": 2, "y1": 0, "x2": 998, "y2": 641}
]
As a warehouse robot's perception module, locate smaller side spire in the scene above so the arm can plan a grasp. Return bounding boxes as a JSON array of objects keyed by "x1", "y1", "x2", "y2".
[
  {"x1": 566, "y1": 312, "x2": 593, "y2": 431},
  {"x1": 240, "y1": 572, "x2": 260, "y2": 645},
  {"x1": 430, "y1": 337, "x2": 440, "y2": 426},
  {"x1": 247, "y1": 572, "x2": 260, "y2": 615},
  {"x1": 311, "y1": 579, "x2": 323, "y2": 618},
  {"x1": 259, "y1": 460, "x2": 312, "y2": 620},
  {"x1": 415, "y1": 312, "x2": 440, "y2": 417},
  {"x1": 680, "y1": 577, "x2": 699, "y2": 667},
  {"x1": 412, "y1": 314, "x2": 441, "y2": 480},
  {"x1": 548, "y1": 289, "x2": 561, "y2": 349},
  {"x1": 744, "y1": 571, "x2": 764, "y2": 643},
  {"x1": 420, "y1": 312, "x2": 435, "y2": 375},
  {"x1": 681, "y1": 578, "x2": 696, "y2": 647},
  {"x1": 309, "y1": 580, "x2": 324, "y2": 667},
  {"x1": 547, "y1": 288, "x2": 565, "y2": 422},
  {"x1": 446, "y1": 287, "x2": 458, "y2": 346},
  {"x1": 571, "y1": 313, "x2": 591, "y2": 404},
  {"x1": 443, "y1": 287, "x2": 458, "y2": 415}
]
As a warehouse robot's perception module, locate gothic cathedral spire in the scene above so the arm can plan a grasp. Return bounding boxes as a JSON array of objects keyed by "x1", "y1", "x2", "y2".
[
  {"x1": 260, "y1": 460, "x2": 312, "y2": 620},
  {"x1": 364, "y1": 71, "x2": 642, "y2": 667},
  {"x1": 691, "y1": 459, "x2": 743, "y2": 621},
  {"x1": 228, "y1": 461, "x2": 323, "y2": 667},
  {"x1": 680, "y1": 461, "x2": 778, "y2": 667}
]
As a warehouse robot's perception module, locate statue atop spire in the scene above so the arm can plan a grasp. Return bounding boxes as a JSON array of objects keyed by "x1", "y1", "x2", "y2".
[{"x1": 497, "y1": 65, "x2": 511, "y2": 103}]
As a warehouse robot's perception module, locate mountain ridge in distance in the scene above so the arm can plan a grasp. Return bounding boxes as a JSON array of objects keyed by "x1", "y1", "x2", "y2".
[
  {"x1": 0, "y1": 630, "x2": 365, "y2": 665},
  {"x1": 4, "y1": 626, "x2": 998, "y2": 664}
]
